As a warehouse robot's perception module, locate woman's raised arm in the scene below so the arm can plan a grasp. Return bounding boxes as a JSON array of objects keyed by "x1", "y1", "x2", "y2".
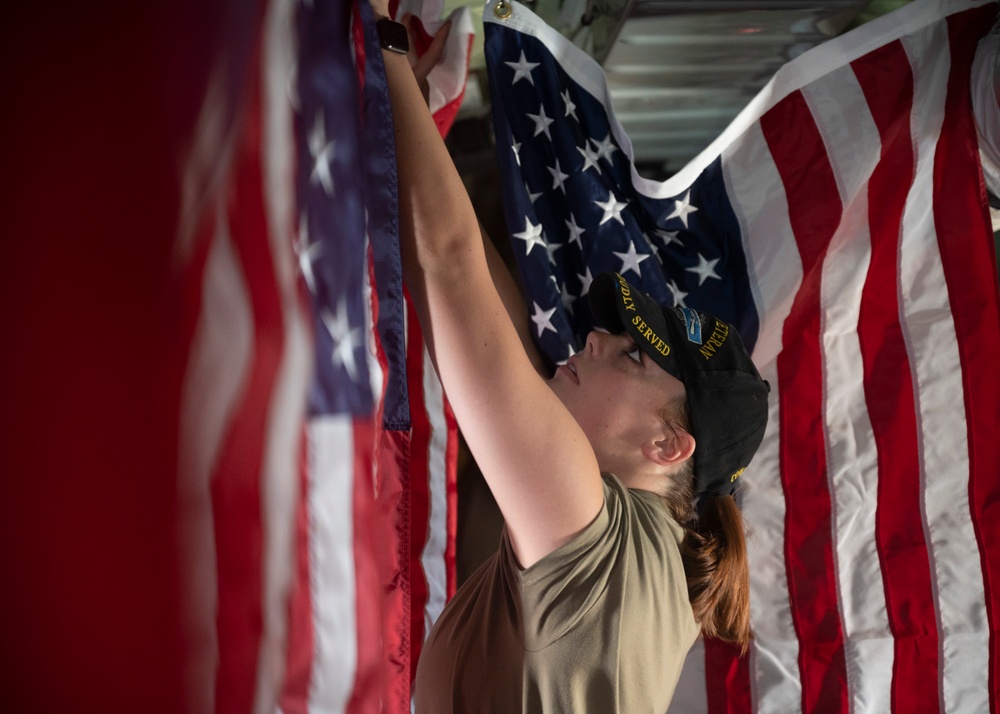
[{"x1": 376, "y1": 7, "x2": 603, "y2": 567}]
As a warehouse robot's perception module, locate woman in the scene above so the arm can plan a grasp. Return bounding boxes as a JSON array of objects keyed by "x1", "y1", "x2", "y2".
[{"x1": 374, "y1": 9, "x2": 769, "y2": 711}]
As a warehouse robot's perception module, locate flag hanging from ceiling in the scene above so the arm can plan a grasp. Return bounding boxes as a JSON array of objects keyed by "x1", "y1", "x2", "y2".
[
  {"x1": 484, "y1": 0, "x2": 1000, "y2": 712},
  {"x1": 175, "y1": 0, "x2": 472, "y2": 710}
]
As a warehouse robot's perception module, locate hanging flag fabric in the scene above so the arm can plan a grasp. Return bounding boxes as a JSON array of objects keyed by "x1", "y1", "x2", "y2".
[
  {"x1": 175, "y1": 0, "x2": 472, "y2": 710},
  {"x1": 484, "y1": 0, "x2": 1000, "y2": 712}
]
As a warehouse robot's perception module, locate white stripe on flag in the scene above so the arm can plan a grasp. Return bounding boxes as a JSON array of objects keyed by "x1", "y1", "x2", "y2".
[
  {"x1": 723, "y1": 121, "x2": 802, "y2": 368},
  {"x1": 744, "y1": 360, "x2": 800, "y2": 714},
  {"x1": 421, "y1": 347, "x2": 450, "y2": 632},
  {"x1": 801, "y1": 67, "x2": 883, "y2": 202},
  {"x1": 722, "y1": 121, "x2": 802, "y2": 714},
  {"x1": 308, "y1": 417, "x2": 358, "y2": 714},
  {"x1": 804, "y1": 66, "x2": 894, "y2": 714},
  {"x1": 178, "y1": 209, "x2": 252, "y2": 714},
  {"x1": 900, "y1": 23, "x2": 990, "y2": 714},
  {"x1": 256, "y1": 0, "x2": 311, "y2": 707}
]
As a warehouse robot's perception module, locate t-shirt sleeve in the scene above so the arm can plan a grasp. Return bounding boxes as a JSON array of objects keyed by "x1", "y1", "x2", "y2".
[{"x1": 498, "y1": 476, "x2": 635, "y2": 651}]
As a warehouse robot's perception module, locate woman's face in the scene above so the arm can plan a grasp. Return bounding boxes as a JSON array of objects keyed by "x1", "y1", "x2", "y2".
[{"x1": 548, "y1": 329, "x2": 686, "y2": 470}]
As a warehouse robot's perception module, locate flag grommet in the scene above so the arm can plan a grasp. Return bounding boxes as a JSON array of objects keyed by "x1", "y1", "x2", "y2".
[{"x1": 493, "y1": 1, "x2": 512, "y2": 20}]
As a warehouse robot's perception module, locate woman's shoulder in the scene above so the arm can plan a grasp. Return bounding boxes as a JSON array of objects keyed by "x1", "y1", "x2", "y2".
[{"x1": 601, "y1": 473, "x2": 686, "y2": 547}]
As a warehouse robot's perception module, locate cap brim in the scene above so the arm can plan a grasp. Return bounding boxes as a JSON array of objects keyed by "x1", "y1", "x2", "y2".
[{"x1": 587, "y1": 273, "x2": 626, "y2": 333}]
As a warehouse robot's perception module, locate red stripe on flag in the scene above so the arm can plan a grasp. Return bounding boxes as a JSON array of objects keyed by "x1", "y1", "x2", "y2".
[
  {"x1": 851, "y1": 40, "x2": 942, "y2": 713},
  {"x1": 213, "y1": 79, "x2": 285, "y2": 714},
  {"x1": 935, "y1": 8, "x2": 1000, "y2": 713},
  {"x1": 347, "y1": 418, "x2": 385, "y2": 714},
  {"x1": 704, "y1": 639, "x2": 752, "y2": 714},
  {"x1": 430, "y1": 31, "x2": 475, "y2": 137},
  {"x1": 278, "y1": 427, "x2": 314, "y2": 714},
  {"x1": 761, "y1": 90, "x2": 850, "y2": 714},
  {"x1": 350, "y1": 241, "x2": 414, "y2": 713},
  {"x1": 375, "y1": 427, "x2": 414, "y2": 713},
  {"x1": 406, "y1": 297, "x2": 433, "y2": 685}
]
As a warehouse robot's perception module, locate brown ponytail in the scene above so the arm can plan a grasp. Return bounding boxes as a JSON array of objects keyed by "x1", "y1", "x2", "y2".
[
  {"x1": 659, "y1": 400, "x2": 752, "y2": 650},
  {"x1": 680, "y1": 496, "x2": 751, "y2": 649}
]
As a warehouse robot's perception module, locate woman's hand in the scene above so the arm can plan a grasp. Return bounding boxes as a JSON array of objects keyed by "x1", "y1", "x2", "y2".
[{"x1": 400, "y1": 13, "x2": 452, "y2": 106}]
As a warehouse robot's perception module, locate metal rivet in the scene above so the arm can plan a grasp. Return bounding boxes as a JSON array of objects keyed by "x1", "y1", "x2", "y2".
[{"x1": 493, "y1": 0, "x2": 512, "y2": 20}]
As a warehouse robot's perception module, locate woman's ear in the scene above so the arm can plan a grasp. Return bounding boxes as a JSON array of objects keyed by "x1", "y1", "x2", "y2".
[{"x1": 643, "y1": 425, "x2": 695, "y2": 468}]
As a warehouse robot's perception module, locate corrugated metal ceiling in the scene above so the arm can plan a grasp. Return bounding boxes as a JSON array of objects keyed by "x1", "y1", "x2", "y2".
[{"x1": 449, "y1": 0, "x2": 892, "y2": 171}]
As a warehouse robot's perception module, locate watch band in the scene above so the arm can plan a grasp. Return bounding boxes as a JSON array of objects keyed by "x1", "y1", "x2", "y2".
[{"x1": 376, "y1": 18, "x2": 409, "y2": 55}]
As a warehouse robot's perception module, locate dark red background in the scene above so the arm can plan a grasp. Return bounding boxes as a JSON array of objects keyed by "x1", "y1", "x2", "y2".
[{"x1": 0, "y1": 2, "x2": 232, "y2": 710}]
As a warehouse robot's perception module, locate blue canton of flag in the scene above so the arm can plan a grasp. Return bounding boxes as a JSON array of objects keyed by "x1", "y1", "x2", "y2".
[
  {"x1": 297, "y1": 0, "x2": 410, "y2": 424},
  {"x1": 296, "y1": 1, "x2": 372, "y2": 416},
  {"x1": 484, "y1": 6, "x2": 760, "y2": 369},
  {"x1": 296, "y1": 0, "x2": 373, "y2": 416}
]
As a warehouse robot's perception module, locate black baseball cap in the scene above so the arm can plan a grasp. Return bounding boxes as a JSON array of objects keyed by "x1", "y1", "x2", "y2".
[{"x1": 588, "y1": 272, "x2": 769, "y2": 496}]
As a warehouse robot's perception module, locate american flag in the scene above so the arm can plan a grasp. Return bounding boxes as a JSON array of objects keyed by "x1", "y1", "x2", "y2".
[
  {"x1": 484, "y1": 0, "x2": 1000, "y2": 712},
  {"x1": 174, "y1": 0, "x2": 472, "y2": 711}
]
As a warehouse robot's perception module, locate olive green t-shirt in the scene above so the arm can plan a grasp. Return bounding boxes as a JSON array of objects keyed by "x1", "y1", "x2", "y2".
[{"x1": 414, "y1": 474, "x2": 700, "y2": 713}]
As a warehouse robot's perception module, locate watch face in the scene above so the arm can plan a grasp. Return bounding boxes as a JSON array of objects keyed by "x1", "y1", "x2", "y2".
[{"x1": 378, "y1": 19, "x2": 409, "y2": 54}]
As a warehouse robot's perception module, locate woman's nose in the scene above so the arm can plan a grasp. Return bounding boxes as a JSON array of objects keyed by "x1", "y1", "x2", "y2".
[{"x1": 585, "y1": 329, "x2": 620, "y2": 355}]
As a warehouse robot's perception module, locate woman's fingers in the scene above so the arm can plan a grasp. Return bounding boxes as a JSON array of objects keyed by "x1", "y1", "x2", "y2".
[
  {"x1": 397, "y1": 13, "x2": 452, "y2": 106},
  {"x1": 413, "y1": 19, "x2": 452, "y2": 83}
]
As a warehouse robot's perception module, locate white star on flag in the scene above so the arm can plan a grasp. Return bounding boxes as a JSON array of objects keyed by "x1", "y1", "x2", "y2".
[
  {"x1": 561, "y1": 89, "x2": 578, "y2": 120},
  {"x1": 322, "y1": 300, "x2": 361, "y2": 381},
  {"x1": 654, "y1": 229, "x2": 683, "y2": 248},
  {"x1": 505, "y1": 50, "x2": 539, "y2": 86},
  {"x1": 530, "y1": 301, "x2": 558, "y2": 337},
  {"x1": 545, "y1": 239, "x2": 562, "y2": 266},
  {"x1": 512, "y1": 141, "x2": 521, "y2": 166},
  {"x1": 308, "y1": 110, "x2": 336, "y2": 196},
  {"x1": 577, "y1": 142, "x2": 601, "y2": 174},
  {"x1": 613, "y1": 242, "x2": 651, "y2": 277},
  {"x1": 592, "y1": 133, "x2": 618, "y2": 163},
  {"x1": 295, "y1": 212, "x2": 321, "y2": 293},
  {"x1": 526, "y1": 104, "x2": 554, "y2": 140},
  {"x1": 595, "y1": 192, "x2": 627, "y2": 225},
  {"x1": 551, "y1": 275, "x2": 576, "y2": 315},
  {"x1": 666, "y1": 279, "x2": 688, "y2": 307},
  {"x1": 513, "y1": 217, "x2": 546, "y2": 255},
  {"x1": 524, "y1": 182, "x2": 542, "y2": 203},
  {"x1": 565, "y1": 213, "x2": 586, "y2": 249},
  {"x1": 650, "y1": 241, "x2": 665, "y2": 266},
  {"x1": 577, "y1": 265, "x2": 594, "y2": 295},
  {"x1": 665, "y1": 189, "x2": 698, "y2": 228},
  {"x1": 686, "y1": 252, "x2": 722, "y2": 285},
  {"x1": 548, "y1": 159, "x2": 569, "y2": 193}
]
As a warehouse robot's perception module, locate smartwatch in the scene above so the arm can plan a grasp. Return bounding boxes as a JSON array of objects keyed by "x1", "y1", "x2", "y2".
[{"x1": 376, "y1": 18, "x2": 409, "y2": 55}]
